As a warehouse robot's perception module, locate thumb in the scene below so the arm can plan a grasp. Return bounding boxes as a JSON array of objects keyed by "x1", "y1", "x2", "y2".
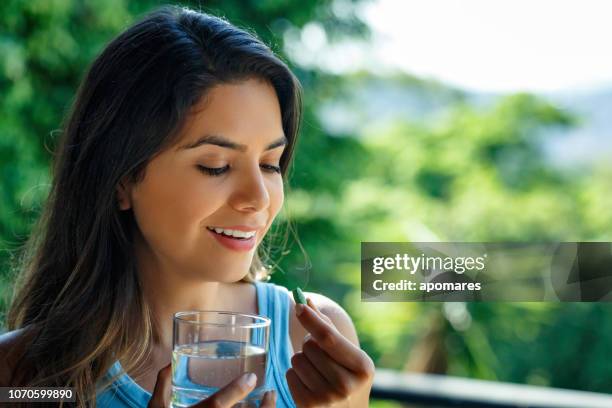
[
  {"x1": 306, "y1": 297, "x2": 334, "y2": 326},
  {"x1": 147, "y1": 362, "x2": 172, "y2": 408}
]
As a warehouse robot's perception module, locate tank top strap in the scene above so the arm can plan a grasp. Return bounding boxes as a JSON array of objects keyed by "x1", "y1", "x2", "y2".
[{"x1": 253, "y1": 280, "x2": 296, "y2": 407}]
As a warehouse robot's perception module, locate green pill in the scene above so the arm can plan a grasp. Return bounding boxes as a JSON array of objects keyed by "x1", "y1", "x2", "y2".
[{"x1": 293, "y1": 286, "x2": 307, "y2": 305}]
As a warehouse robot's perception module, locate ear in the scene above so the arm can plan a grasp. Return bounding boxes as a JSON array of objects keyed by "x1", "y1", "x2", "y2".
[{"x1": 116, "y1": 176, "x2": 132, "y2": 211}]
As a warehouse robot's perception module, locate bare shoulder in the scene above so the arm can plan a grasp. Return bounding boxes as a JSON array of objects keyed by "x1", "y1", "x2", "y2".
[
  {"x1": 0, "y1": 326, "x2": 35, "y2": 386},
  {"x1": 281, "y1": 286, "x2": 360, "y2": 354}
]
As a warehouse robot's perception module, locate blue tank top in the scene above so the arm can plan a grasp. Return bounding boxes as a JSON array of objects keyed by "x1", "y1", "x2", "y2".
[{"x1": 96, "y1": 281, "x2": 297, "y2": 407}]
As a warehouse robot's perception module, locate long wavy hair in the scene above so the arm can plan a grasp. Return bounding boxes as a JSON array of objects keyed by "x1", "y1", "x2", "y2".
[{"x1": 6, "y1": 5, "x2": 302, "y2": 406}]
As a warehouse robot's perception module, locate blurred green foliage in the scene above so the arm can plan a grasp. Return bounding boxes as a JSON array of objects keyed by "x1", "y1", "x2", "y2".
[{"x1": 1, "y1": 0, "x2": 611, "y2": 399}]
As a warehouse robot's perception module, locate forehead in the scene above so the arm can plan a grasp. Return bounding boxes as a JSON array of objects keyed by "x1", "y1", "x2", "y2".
[{"x1": 176, "y1": 78, "x2": 284, "y2": 148}]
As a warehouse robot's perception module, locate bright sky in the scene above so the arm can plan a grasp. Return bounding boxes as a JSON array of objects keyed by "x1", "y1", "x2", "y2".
[{"x1": 288, "y1": 0, "x2": 612, "y2": 93}]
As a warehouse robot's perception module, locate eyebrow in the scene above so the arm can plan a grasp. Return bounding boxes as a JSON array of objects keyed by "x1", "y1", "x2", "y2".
[{"x1": 178, "y1": 133, "x2": 288, "y2": 152}]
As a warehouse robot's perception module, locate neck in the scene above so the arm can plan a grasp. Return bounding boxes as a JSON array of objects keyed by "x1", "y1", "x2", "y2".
[{"x1": 133, "y1": 234, "x2": 237, "y2": 356}]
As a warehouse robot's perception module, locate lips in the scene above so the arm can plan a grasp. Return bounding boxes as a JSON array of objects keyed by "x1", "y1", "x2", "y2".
[{"x1": 207, "y1": 228, "x2": 257, "y2": 251}]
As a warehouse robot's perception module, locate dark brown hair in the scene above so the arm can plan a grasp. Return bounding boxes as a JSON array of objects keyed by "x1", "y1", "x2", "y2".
[{"x1": 6, "y1": 4, "x2": 302, "y2": 406}]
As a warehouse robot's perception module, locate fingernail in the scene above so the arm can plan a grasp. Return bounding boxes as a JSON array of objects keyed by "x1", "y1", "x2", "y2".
[
  {"x1": 243, "y1": 372, "x2": 257, "y2": 387},
  {"x1": 296, "y1": 303, "x2": 304, "y2": 316}
]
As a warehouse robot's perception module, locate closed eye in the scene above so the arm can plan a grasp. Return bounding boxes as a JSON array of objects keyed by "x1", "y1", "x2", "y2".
[
  {"x1": 197, "y1": 164, "x2": 281, "y2": 176},
  {"x1": 197, "y1": 164, "x2": 230, "y2": 176},
  {"x1": 260, "y1": 164, "x2": 281, "y2": 174}
]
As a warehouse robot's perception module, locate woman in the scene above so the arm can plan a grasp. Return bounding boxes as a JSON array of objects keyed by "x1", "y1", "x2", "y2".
[{"x1": 0, "y1": 5, "x2": 374, "y2": 408}]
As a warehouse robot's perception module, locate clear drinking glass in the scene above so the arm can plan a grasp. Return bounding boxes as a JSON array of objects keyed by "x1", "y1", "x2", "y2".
[{"x1": 171, "y1": 311, "x2": 271, "y2": 408}]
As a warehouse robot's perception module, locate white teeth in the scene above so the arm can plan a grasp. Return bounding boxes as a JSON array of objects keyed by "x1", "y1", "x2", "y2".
[{"x1": 207, "y1": 227, "x2": 256, "y2": 239}]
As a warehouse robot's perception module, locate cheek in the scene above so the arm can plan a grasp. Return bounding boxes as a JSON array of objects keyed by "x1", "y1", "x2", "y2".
[
  {"x1": 130, "y1": 162, "x2": 224, "y2": 251},
  {"x1": 270, "y1": 178, "x2": 284, "y2": 214},
  {"x1": 260, "y1": 179, "x2": 284, "y2": 240},
  {"x1": 264, "y1": 175, "x2": 284, "y2": 221}
]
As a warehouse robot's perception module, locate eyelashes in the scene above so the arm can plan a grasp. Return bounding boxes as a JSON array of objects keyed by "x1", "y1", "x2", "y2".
[
  {"x1": 198, "y1": 164, "x2": 230, "y2": 176},
  {"x1": 260, "y1": 164, "x2": 282, "y2": 174},
  {"x1": 197, "y1": 164, "x2": 281, "y2": 176}
]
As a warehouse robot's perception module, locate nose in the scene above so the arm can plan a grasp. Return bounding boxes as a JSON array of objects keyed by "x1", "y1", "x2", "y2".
[{"x1": 228, "y1": 163, "x2": 271, "y2": 212}]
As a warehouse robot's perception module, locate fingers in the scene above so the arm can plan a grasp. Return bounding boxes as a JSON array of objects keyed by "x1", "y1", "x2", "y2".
[
  {"x1": 295, "y1": 298, "x2": 364, "y2": 372},
  {"x1": 193, "y1": 372, "x2": 257, "y2": 408},
  {"x1": 301, "y1": 338, "x2": 354, "y2": 395},
  {"x1": 287, "y1": 338, "x2": 374, "y2": 407},
  {"x1": 290, "y1": 351, "x2": 336, "y2": 396},
  {"x1": 286, "y1": 368, "x2": 316, "y2": 407},
  {"x1": 260, "y1": 390, "x2": 277, "y2": 407},
  {"x1": 147, "y1": 363, "x2": 172, "y2": 408}
]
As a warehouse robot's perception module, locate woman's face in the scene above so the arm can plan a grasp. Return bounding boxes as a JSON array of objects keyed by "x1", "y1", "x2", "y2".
[{"x1": 118, "y1": 78, "x2": 286, "y2": 282}]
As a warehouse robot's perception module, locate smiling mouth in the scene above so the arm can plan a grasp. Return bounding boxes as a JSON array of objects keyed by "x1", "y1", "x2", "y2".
[{"x1": 206, "y1": 226, "x2": 257, "y2": 241}]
